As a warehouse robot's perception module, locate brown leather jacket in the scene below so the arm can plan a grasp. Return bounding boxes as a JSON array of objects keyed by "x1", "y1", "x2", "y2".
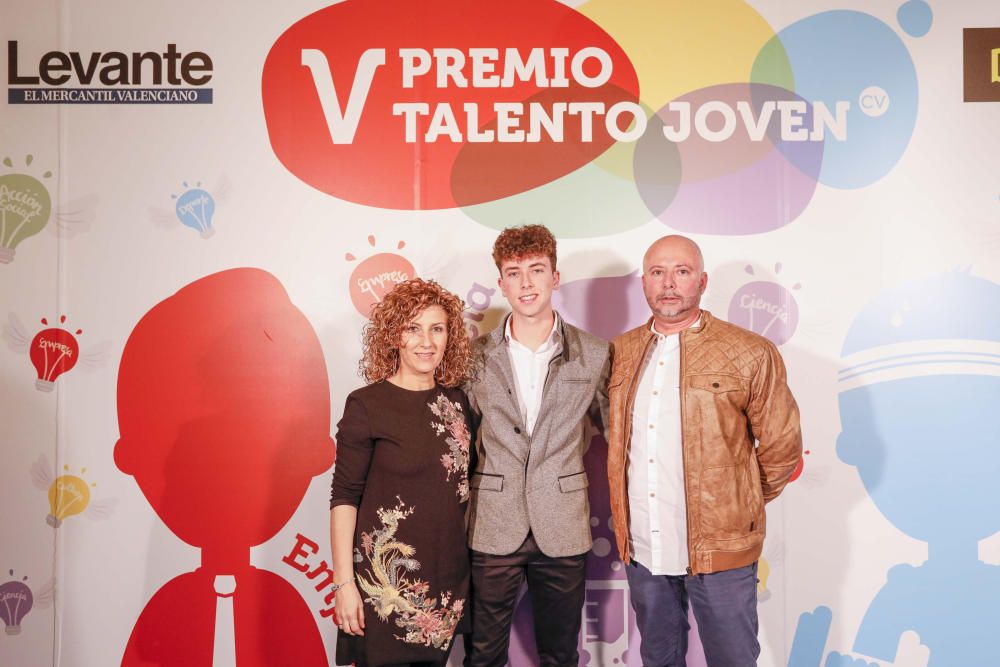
[{"x1": 607, "y1": 310, "x2": 801, "y2": 575}]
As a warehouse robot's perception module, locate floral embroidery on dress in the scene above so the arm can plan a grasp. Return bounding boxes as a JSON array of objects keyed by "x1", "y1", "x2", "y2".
[
  {"x1": 356, "y1": 498, "x2": 464, "y2": 650},
  {"x1": 429, "y1": 394, "x2": 471, "y2": 501}
]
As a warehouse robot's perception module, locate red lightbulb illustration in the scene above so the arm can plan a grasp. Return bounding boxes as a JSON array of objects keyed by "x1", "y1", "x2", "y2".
[
  {"x1": 789, "y1": 450, "x2": 811, "y2": 483},
  {"x1": 29, "y1": 316, "x2": 81, "y2": 392},
  {"x1": 346, "y1": 235, "x2": 414, "y2": 318}
]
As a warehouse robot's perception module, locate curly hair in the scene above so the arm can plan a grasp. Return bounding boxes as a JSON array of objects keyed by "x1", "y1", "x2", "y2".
[
  {"x1": 359, "y1": 278, "x2": 473, "y2": 388},
  {"x1": 492, "y1": 224, "x2": 557, "y2": 272}
]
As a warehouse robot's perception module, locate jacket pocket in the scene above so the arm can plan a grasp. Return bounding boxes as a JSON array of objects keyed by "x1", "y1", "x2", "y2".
[
  {"x1": 688, "y1": 374, "x2": 742, "y2": 394},
  {"x1": 471, "y1": 472, "x2": 503, "y2": 492},
  {"x1": 688, "y1": 374, "x2": 750, "y2": 467},
  {"x1": 699, "y1": 464, "x2": 751, "y2": 538},
  {"x1": 746, "y1": 456, "x2": 764, "y2": 528},
  {"x1": 558, "y1": 470, "x2": 589, "y2": 493}
]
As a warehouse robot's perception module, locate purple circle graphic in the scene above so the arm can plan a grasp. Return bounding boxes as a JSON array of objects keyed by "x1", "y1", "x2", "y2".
[
  {"x1": 553, "y1": 273, "x2": 651, "y2": 341},
  {"x1": 636, "y1": 83, "x2": 823, "y2": 236},
  {"x1": 728, "y1": 281, "x2": 800, "y2": 345}
]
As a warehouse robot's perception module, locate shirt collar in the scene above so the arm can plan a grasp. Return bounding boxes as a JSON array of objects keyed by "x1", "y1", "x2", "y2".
[
  {"x1": 505, "y1": 312, "x2": 562, "y2": 350},
  {"x1": 650, "y1": 314, "x2": 701, "y2": 339}
]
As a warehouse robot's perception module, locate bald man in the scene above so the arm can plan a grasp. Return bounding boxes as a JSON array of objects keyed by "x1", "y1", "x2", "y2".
[{"x1": 607, "y1": 236, "x2": 802, "y2": 666}]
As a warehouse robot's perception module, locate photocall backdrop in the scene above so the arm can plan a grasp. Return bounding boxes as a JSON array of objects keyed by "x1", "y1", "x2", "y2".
[{"x1": 2, "y1": 1, "x2": 999, "y2": 666}]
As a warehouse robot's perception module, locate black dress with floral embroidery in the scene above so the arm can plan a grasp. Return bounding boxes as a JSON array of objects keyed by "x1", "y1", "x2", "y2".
[{"x1": 330, "y1": 381, "x2": 473, "y2": 667}]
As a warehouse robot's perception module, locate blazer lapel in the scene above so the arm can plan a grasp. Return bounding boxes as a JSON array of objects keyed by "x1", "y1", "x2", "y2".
[
  {"x1": 484, "y1": 316, "x2": 528, "y2": 435},
  {"x1": 535, "y1": 350, "x2": 565, "y2": 428},
  {"x1": 529, "y1": 317, "x2": 574, "y2": 466}
]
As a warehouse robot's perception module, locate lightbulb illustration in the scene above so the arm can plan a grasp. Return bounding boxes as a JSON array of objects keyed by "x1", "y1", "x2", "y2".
[
  {"x1": 0, "y1": 155, "x2": 53, "y2": 264},
  {"x1": 6, "y1": 313, "x2": 108, "y2": 388},
  {"x1": 345, "y1": 235, "x2": 414, "y2": 317},
  {"x1": 789, "y1": 449, "x2": 812, "y2": 483},
  {"x1": 28, "y1": 315, "x2": 81, "y2": 392},
  {"x1": 756, "y1": 539, "x2": 785, "y2": 605},
  {"x1": 30, "y1": 455, "x2": 116, "y2": 528},
  {"x1": 757, "y1": 556, "x2": 772, "y2": 602},
  {"x1": 0, "y1": 571, "x2": 33, "y2": 635},
  {"x1": 728, "y1": 263, "x2": 802, "y2": 346},
  {"x1": 46, "y1": 465, "x2": 95, "y2": 528},
  {"x1": 172, "y1": 182, "x2": 216, "y2": 238}
]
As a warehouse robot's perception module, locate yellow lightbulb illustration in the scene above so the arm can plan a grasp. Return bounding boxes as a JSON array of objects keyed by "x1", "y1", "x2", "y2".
[
  {"x1": 46, "y1": 468, "x2": 92, "y2": 527},
  {"x1": 757, "y1": 556, "x2": 771, "y2": 602}
]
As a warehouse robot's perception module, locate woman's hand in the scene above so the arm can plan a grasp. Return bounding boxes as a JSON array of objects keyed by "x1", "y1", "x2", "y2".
[
  {"x1": 335, "y1": 580, "x2": 366, "y2": 636},
  {"x1": 331, "y1": 506, "x2": 365, "y2": 636}
]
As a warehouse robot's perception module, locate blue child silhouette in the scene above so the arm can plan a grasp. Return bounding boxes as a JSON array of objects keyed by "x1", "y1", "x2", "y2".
[{"x1": 789, "y1": 271, "x2": 1000, "y2": 666}]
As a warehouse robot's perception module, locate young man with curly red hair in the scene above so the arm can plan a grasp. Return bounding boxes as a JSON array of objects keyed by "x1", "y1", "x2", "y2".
[{"x1": 463, "y1": 225, "x2": 610, "y2": 667}]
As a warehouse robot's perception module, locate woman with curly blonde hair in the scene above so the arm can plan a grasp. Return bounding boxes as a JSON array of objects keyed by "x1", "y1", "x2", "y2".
[{"x1": 330, "y1": 278, "x2": 476, "y2": 667}]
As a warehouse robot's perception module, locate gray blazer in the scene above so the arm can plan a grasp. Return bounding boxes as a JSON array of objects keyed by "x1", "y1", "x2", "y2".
[{"x1": 464, "y1": 314, "x2": 611, "y2": 557}]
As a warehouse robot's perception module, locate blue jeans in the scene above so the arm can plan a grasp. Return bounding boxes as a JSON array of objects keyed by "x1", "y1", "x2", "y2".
[{"x1": 624, "y1": 560, "x2": 759, "y2": 667}]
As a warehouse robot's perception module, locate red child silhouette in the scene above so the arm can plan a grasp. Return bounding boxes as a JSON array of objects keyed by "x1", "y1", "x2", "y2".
[{"x1": 115, "y1": 268, "x2": 335, "y2": 666}]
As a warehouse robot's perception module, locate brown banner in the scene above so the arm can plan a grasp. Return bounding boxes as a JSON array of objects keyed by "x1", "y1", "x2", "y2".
[{"x1": 963, "y1": 27, "x2": 1000, "y2": 102}]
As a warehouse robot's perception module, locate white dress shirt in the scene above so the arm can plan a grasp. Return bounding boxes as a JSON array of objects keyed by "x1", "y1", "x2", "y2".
[
  {"x1": 627, "y1": 317, "x2": 699, "y2": 575},
  {"x1": 505, "y1": 313, "x2": 562, "y2": 436}
]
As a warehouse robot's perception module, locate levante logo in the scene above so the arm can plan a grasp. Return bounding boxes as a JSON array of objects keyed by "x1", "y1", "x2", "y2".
[{"x1": 6, "y1": 41, "x2": 213, "y2": 104}]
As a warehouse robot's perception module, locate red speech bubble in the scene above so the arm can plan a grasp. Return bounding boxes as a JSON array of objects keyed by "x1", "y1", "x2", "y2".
[{"x1": 262, "y1": 0, "x2": 639, "y2": 210}]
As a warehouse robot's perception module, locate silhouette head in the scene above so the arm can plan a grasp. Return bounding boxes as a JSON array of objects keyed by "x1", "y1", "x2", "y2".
[
  {"x1": 837, "y1": 271, "x2": 1000, "y2": 543},
  {"x1": 115, "y1": 269, "x2": 335, "y2": 556}
]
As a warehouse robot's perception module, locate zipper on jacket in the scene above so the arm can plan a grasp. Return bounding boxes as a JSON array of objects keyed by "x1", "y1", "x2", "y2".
[
  {"x1": 622, "y1": 331, "x2": 658, "y2": 564},
  {"x1": 679, "y1": 328, "x2": 696, "y2": 575}
]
